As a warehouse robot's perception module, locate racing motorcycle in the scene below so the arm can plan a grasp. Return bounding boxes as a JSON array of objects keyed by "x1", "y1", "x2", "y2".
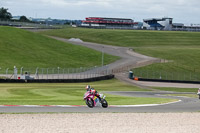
[
  {"x1": 83, "y1": 91, "x2": 108, "y2": 108},
  {"x1": 197, "y1": 89, "x2": 200, "y2": 99}
]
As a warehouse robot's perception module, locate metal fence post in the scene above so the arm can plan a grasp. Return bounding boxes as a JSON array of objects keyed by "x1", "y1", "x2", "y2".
[
  {"x1": 58, "y1": 67, "x2": 60, "y2": 79},
  {"x1": 47, "y1": 68, "x2": 49, "y2": 80},
  {"x1": 6, "y1": 68, "x2": 9, "y2": 79},
  {"x1": 42, "y1": 68, "x2": 44, "y2": 79},
  {"x1": 35, "y1": 67, "x2": 39, "y2": 79},
  {"x1": 52, "y1": 68, "x2": 55, "y2": 79},
  {"x1": 67, "y1": 68, "x2": 69, "y2": 79},
  {"x1": 75, "y1": 68, "x2": 77, "y2": 79},
  {"x1": 20, "y1": 67, "x2": 23, "y2": 75},
  {"x1": 63, "y1": 69, "x2": 64, "y2": 79},
  {"x1": 83, "y1": 68, "x2": 85, "y2": 79}
]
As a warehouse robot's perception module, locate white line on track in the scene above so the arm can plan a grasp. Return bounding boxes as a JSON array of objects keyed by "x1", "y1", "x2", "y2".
[
  {"x1": 0, "y1": 100, "x2": 181, "y2": 108},
  {"x1": 110, "y1": 100, "x2": 182, "y2": 107}
]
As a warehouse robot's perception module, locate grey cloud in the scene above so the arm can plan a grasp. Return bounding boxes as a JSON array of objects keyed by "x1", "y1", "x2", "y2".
[{"x1": 1, "y1": 0, "x2": 200, "y2": 24}]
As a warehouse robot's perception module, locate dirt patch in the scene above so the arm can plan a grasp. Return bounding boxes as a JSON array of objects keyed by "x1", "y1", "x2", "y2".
[
  {"x1": 0, "y1": 113, "x2": 199, "y2": 133},
  {"x1": 68, "y1": 38, "x2": 83, "y2": 42}
]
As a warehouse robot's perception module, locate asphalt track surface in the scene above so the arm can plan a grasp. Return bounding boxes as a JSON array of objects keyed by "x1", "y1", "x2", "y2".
[
  {"x1": 0, "y1": 91, "x2": 200, "y2": 113},
  {"x1": 49, "y1": 36, "x2": 160, "y2": 71},
  {"x1": 1, "y1": 35, "x2": 200, "y2": 113}
]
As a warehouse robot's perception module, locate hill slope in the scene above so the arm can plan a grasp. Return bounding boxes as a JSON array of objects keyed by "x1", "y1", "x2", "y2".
[
  {"x1": 0, "y1": 27, "x2": 118, "y2": 69},
  {"x1": 40, "y1": 27, "x2": 200, "y2": 75}
]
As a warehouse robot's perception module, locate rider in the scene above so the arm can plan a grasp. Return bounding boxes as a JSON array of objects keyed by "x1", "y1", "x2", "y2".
[
  {"x1": 197, "y1": 88, "x2": 200, "y2": 94},
  {"x1": 85, "y1": 85, "x2": 101, "y2": 102}
]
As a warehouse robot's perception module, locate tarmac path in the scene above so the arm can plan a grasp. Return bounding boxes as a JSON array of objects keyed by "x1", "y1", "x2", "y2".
[{"x1": 49, "y1": 36, "x2": 161, "y2": 71}]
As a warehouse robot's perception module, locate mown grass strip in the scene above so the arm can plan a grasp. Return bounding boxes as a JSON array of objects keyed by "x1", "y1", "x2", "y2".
[{"x1": 0, "y1": 79, "x2": 175, "y2": 105}]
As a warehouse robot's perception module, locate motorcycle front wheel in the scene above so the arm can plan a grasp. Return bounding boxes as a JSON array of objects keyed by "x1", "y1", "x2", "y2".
[{"x1": 101, "y1": 99, "x2": 108, "y2": 108}]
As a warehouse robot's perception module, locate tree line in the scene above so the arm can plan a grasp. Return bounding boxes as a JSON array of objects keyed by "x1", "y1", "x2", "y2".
[{"x1": 0, "y1": 7, "x2": 30, "y2": 22}]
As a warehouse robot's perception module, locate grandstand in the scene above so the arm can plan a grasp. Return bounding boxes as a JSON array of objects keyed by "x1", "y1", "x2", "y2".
[
  {"x1": 143, "y1": 17, "x2": 173, "y2": 31},
  {"x1": 143, "y1": 17, "x2": 200, "y2": 31},
  {"x1": 81, "y1": 17, "x2": 138, "y2": 29}
]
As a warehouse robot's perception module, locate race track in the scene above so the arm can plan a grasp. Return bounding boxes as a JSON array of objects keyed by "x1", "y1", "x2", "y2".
[
  {"x1": 1, "y1": 35, "x2": 199, "y2": 113},
  {"x1": 1, "y1": 91, "x2": 199, "y2": 113}
]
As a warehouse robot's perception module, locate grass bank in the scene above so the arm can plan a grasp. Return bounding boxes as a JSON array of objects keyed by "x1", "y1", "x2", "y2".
[
  {"x1": 0, "y1": 26, "x2": 119, "y2": 69},
  {"x1": 40, "y1": 28, "x2": 200, "y2": 76},
  {"x1": 0, "y1": 79, "x2": 176, "y2": 105}
]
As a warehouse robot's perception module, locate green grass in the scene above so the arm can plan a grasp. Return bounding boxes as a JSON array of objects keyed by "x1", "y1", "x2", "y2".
[
  {"x1": 0, "y1": 79, "x2": 175, "y2": 105},
  {"x1": 152, "y1": 87, "x2": 198, "y2": 92},
  {"x1": 40, "y1": 27, "x2": 200, "y2": 76},
  {"x1": 0, "y1": 26, "x2": 119, "y2": 69},
  {"x1": 106, "y1": 94, "x2": 176, "y2": 105}
]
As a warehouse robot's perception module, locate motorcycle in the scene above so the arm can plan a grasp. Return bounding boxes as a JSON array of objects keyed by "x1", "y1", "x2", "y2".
[
  {"x1": 83, "y1": 91, "x2": 108, "y2": 108},
  {"x1": 197, "y1": 89, "x2": 200, "y2": 99}
]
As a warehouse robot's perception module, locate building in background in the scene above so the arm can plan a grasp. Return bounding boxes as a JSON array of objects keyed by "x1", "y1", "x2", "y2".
[
  {"x1": 143, "y1": 17, "x2": 200, "y2": 31},
  {"x1": 172, "y1": 23, "x2": 200, "y2": 31},
  {"x1": 4, "y1": 15, "x2": 200, "y2": 32},
  {"x1": 81, "y1": 17, "x2": 140, "y2": 29},
  {"x1": 143, "y1": 17, "x2": 173, "y2": 31}
]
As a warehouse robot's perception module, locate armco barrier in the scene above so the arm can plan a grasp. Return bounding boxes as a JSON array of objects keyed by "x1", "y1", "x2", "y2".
[
  {"x1": 138, "y1": 78, "x2": 200, "y2": 84},
  {"x1": 0, "y1": 75, "x2": 114, "y2": 83}
]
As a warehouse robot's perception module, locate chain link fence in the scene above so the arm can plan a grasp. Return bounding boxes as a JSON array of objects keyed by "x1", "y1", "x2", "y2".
[
  {"x1": 0, "y1": 66, "x2": 111, "y2": 80},
  {"x1": 133, "y1": 69, "x2": 200, "y2": 81}
]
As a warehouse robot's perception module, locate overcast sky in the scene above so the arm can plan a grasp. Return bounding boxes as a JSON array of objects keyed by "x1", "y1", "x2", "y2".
[{"x1": 1, "y1": 0, "x2": 200, "y2": 25}]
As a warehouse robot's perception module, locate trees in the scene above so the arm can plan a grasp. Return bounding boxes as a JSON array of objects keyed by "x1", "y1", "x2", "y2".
[
  {"x1": 0, "y1": 7, "x2": 12, "y2": 20},
  {"x1": 19, "y1": 16, "x2": 30, "y2": 22}
]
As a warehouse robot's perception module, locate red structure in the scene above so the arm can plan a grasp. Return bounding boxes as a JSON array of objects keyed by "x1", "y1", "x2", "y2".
[{"x1": 81, "y1": 17, "x2": 138, "y2": 29}]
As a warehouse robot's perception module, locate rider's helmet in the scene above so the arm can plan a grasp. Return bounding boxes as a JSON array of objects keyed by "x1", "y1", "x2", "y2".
[{"x1": 85, "y1": 85, "x2": 91, "y2": 91}]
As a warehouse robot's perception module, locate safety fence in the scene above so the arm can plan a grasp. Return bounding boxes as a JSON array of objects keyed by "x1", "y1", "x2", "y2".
[
  {"x1": 0, "y1": 66, "x2": 111, "y2": 80},
  {"x1": 110, "y1": 59, "x2": 161, "y2": 74},
  {"x1": 132, "y1": 69, "x2": 200, "y2": 81}
]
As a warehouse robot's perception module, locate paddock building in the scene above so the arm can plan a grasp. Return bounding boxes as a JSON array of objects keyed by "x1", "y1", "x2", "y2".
[
  {"x1": 143, "y1": 17, "x2": 173, "y2": 30},
  {"x1": 172, "y1": 23, "x2": 200, "y2": 31},
  {"x1": 143, "y1": 17, "x2": 200, "y2": 31}
]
